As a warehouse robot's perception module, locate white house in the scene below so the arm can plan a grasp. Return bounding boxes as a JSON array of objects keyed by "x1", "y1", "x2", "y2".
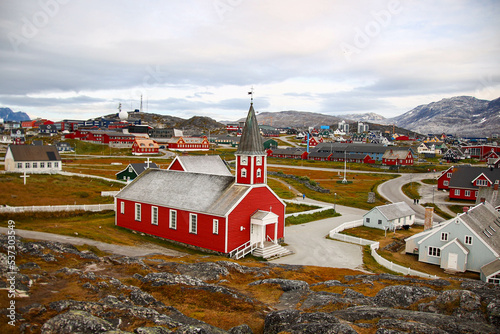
[
  {"x1": 363, "y1": 202, "x2": 415, "y2": 231},
  {"x1": 405, "y1": 202, "x2": 500, "y2": 283},
  {"x1": 4, "y1": 145, "x2": 62, "y2": 173}
]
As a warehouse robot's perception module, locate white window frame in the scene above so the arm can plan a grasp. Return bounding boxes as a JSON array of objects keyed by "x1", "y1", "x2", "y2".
[
  {"x1": 256, "y1": 168, "x2": 262, "y2": 178},
  {"x1": 189, "y1": 213, "x2": 197, "y2": 234},
  {"x1": 17, "y1": 162, "x2": 22, "y2": 169},
  {"x1": 447, "y1": 173, "x2": 452, "y2": 178},
  {"x1": 454, "y1": 189, "x2": 460, "y2": 196},
  {"x1": 240, "y1": 156, "x2": 248, "y2": 166},
  {"x1": 213, "y1": 219, "x2": 219, "y2": 235},
  {"x1": 440, "y1": 232, "x2": 449, "y2": 241},
  {"x1": 465, "y1": 190, "x2": 471, "y2": 197},
  {"x1": 464, "y1": 235, "x2": 473, "y2": 245},
  {"x1": 241, "y1": 168, "x2": 247, "y2": 178},
  {"x1": 25, "y1": 162, "x2": 30, "y2": 168},
  {"x1": 54, "y1": 162, "x2": 59, "y2": 168},
  {"x1": 120, "y1": 201, "x2": 125, "y2": 214},
  {"x1": 40, "y1": 162, "x2": 44, "y2": 168},
  {"x1": 135, "y1": 203, "x2": 141, "y2": 221},
  {"x1": 443, "y1": 180, "x2": 449, "y2": 186},
  {"x1": 428, "y1": 246, "x2": 441, "y2": 257},
  {"x1": 169, "y1": 210, "x2": 177, "y2": 229},
  {"x1": 477, "y1": 179, "x2": 488, "y2": 186},
  {"x1": 256, "y1": 156, "x2": 262, "y2": 166},
  {"x1": 47, "y1": 162, "x2": 51, "y2": 168},
  {"x1": 151, "y1": 206, "x2": 158, "y2": 225}
]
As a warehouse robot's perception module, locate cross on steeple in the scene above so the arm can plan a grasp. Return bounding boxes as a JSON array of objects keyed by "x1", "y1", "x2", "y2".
[{"x1": 248, "y1": 87, "x2": 254, "y2": 104}]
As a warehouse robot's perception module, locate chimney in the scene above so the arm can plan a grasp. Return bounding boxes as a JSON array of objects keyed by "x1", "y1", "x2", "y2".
[
  {"x1": 494, "y1": 181, "x2": 499, "y2": 191},
  {"x1": 424, "y1": 207, "x2": 434, "y2": 230}
]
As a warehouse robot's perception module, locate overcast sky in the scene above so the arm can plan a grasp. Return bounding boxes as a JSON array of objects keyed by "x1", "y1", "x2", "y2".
[{"x1": 1, "y1": 0, "x2": 499, "y2": 122}]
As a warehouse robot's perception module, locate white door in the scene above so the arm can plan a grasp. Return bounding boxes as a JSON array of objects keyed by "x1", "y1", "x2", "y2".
[
  {"x1": 448, "y1": 253, "x2": 458, "y2": 270},
  {"x1": 250, "y1": 224, "x2": 264, "y2": 247}
]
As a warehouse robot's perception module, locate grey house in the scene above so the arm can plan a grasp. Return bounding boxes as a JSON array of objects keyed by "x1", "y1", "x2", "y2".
[
  {"x1": 363, "y1": 202, "x2": 415, "y2": 230},
  {"x1": 405, "y1": 202, "x2": 500, "y2": 283}
]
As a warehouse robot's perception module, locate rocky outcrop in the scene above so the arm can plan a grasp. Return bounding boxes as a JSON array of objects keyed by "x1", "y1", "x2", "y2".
[{"x1": 2, "y1": 235, "x2": 500, "y2": 334}]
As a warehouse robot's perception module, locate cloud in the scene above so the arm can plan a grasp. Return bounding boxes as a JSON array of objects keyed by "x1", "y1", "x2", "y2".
[{"x1": 0, "y1": 0, "x2": 498, "y2": 121}]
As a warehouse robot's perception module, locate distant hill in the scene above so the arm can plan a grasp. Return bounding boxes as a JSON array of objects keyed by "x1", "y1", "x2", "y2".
[
  {"x1": 102, "y1": 111, "x2": 226, "y2": 135},
  {"x1": 388, "y1": 96, "x2": 500, "y2": 136},
  {"x1": 0, "y1": 107, "x2": 30, "y2": 121}
]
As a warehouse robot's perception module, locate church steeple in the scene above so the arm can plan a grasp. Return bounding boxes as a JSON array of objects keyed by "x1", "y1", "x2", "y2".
[{"x1": 235, "y1": 102, "x2": 266, "y2": 185}]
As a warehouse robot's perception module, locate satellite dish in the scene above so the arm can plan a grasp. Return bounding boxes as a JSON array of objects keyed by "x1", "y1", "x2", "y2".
[{"x1": 119, "y1": 110, "x2": 129, "y2": 120}]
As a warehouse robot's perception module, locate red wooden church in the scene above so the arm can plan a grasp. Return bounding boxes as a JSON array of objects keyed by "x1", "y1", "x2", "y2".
[{"x1": 115, "y1": 103, "x2": 289, "y2": 259}]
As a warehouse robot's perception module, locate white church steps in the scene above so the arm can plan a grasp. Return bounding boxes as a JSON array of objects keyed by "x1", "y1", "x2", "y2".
[{"x1": 252, "y1": 241, "x2": 293, "y2": 260}]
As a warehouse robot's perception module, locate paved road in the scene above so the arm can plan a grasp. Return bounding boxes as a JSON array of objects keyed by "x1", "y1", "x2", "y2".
[
  {"x1": 269, "y1": 197, "x2": 366, "y2": 270},
  {"x1": 0, "y1": 227, "x2": 185, "y2": 258}
]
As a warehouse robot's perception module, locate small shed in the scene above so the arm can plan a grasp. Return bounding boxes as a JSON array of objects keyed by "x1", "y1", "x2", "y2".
[{"x1": 363, "y1": 202, "x2": 415, "y2": 230}]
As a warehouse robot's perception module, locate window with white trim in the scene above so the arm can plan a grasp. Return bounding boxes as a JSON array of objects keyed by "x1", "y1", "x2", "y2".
[
  {"x1": 241, "y1": 168, "x2": 247, "y2": 178},
  {"x1": 169, "y1": 210, "x2": 177, "y2": 229},
  {"x1": 120, "y1": 201, "x2": 125, "y2": 214},
  {"x1": 454, "y1": 189, "x2": 460, "y2": 196},
  {"x1": 25, "y1": 162, "x2": 30, "y2": 168},
  {"x1": 441, "y1": 232, "x2": 449, "y2": 241},
  {"x1": 135, "y1": 203, "x2": 141, "y2": 221},
  {"x1": 151, "y1": 206, "x2": 158, "y2": 225},
  {"x1": 54, "y1": 162, "x2": 59, "y2": 168},
  {"x1": 17, "y1": 163, "x2": 22, "y2": 168},
  {"x1": 428, "y1": 246, "x2": 440, "y2": 257},
  {"x1": 256, "y1": 168, "x2": 262, "y2": 178},
  {"x1": 465, "y1": 235, "x2": 473, "y2": 245},
  {"x1": 189, "y1": 214, "x2": 197, "y2": 234},
  {"x1": 40, "y1": 162, "x2": 45, "y2": 168},
  {"x1": 256, "y1": 156, "x2": 262, "y2": 166},
  {"x1": 47, "y1": 162, "x2": 51, "y2": 168},
  {"x1": 32, "y1": 162, "x2": 37, "y2": 168},
  {"x1": 465, "y1": 190, "x2": 471, "y2": 197},
  {"x1": 443, "y1": 180, "x2": 449, "y2": 186},
  {"x1": 476, "y1": 179, "x2": 488, "y2": 186},
  {"x1": 365, "y1": 218, "x2": 370, "y2": 223},
  {"x1": 240, "y1": 156, "x2": 248, "y2": 166},
  {"x1": 213, "y1": 219, "x2": 219, "y2": 234}
]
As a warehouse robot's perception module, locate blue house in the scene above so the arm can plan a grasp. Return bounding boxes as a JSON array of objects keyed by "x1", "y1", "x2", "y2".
[
  {"x1": 405, "y1": 202, "x2": 500, "y2": 283},
  {"x1": 363, "y1": 202, "x2": 415, "y2": 231}
]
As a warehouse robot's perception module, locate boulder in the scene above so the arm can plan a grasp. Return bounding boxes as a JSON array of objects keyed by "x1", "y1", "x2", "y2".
[
  {"x1": 41, "y1": 310, "x2": 115, "y2": 334},
  {"x1": 374, "y1": 285, "x2": 437, "y2": 308},
  {"x1": 249, "y1": 278, "x2": 309, "y2": 291},
  {"x1": 228, "y1": 324, "x2": 253, "y2": 334},
  {"x1": 175, "y1": 262, "x2": 229, "y2": 281},
  {"x1": 263, "y1": 310, "x2": 355, "y2": 334}
]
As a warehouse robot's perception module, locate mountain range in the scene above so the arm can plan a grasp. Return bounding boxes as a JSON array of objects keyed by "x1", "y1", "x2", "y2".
[
  {"x1": 389, "y1": 96, "x2": 500, "y2": 137},
  {"x1": 0, "y1": 107, "x2": 30, "y2": 122},
  {"x1": 246, "y1": 96, "x2": 499, "y2": 137}
]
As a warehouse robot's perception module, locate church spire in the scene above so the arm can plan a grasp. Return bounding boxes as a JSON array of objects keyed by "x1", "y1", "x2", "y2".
[{"x1": 236, "y1": 102, "x2": 264, "y2": 155}]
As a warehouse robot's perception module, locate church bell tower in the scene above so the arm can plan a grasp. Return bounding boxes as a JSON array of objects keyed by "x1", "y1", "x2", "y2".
[{"x1": 235, "y1": 102, "x2": 266, "y2": 185}]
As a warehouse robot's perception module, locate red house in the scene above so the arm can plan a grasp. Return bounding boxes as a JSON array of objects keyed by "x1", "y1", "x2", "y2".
[
  {"x1": 437, "y1": 166, "x2": 456, "y2": 190},
  {"x1": 448, "y1": 166, "x2": 500, "y2": 201},
  {"x1": 382, "y1": 149, "x2": 414, "y2": 166},
  {"x1": 115, "y1": 104, "x2": 288, "y2": 258},
  {"x1": 166, "y1": 136, "x2": 210, "y2": 151},
  {"x1": 132, "y1": 138, "x2": 159, "y2": 155}
]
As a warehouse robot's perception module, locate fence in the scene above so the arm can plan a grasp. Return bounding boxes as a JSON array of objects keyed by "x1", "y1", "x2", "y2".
[
  {"x1": 101, "y1": 191, "x2": 120, "y2": 197},
  {"x1": 284, "y1": 199, "x2": 334, "y2": 218},
  {"x1": 329, "y1": 220, "x2": 439, "y2": 279},
  {"x1": 0, "y1": 204, "x2": 115, "y2": 213}
]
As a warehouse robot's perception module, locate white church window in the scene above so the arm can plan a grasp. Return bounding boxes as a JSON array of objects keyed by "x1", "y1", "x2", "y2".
[
  {"x1": 33, "y1": 162, "x2": 37, "y2": 168},
  {"x1": 169, "y1": 210, "x2": 177, "y2": 229},
  {"x1": 256, "y1": 156, "x2": 262, "y2": 166},
  {"x1": 240, "y1": 156, "x2": 248, "y2": 166},
  {"x1": 135, "y1": 203, "x2": 141, "y2": 221},
  {"x1": 47, "y1": 162, "x2": 52, "y2": 168},
  {"x1": 257, "y1": 169, "x2": 262, "y2": 178},
  {"x1": 25, "y1": 163, "x2": 30, "y2": 168},
  {"x1": 241, "y1": 168, "x2": 247, "y2": 178},
  {"x1": 17, "y1": 163, "x2": 22, "y2": 169},
  {"x1": 151, "y1": 207, "x2": 158, "y2": 225},
  {"x1": 40, "y1": 162, "x2": 44, "y2": 168},
  {"x1": 213, "y1": 219, "x2": 219, "y2": 234},
  {"x1": 190, "y1": 214, "x2": 197, "y2": 234},
  {"x1": 54, "y1": 162, "x2": 59, "y2": 168},
  {"x1": 120, "y1": 201, "x2": 125, "y2": 214}
]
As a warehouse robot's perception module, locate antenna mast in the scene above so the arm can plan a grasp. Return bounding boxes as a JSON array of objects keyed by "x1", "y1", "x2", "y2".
[{"x1": 248, "y1": 87, "x2": 254, "y2": 104}]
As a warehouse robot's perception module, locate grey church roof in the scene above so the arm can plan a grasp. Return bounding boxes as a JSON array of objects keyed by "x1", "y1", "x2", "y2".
[
  {"x1": 170, "y1": 155, "x2": 232, "y2": 176},
  {"x1": 367, "y1": 202, "x2": 415, "y2": 221},
  {"x1": 130, "y1": 162, "x2": 158, "y2": 174},
  {"x1": 116, "y1": 169, "x2": 249, "y2": 216},
  {"x1": 236, "y1": 104, "x2": 265, "y2": 155},
  {"x1": 8, "y1": 145, "x2": 61, "y2": 162}
]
